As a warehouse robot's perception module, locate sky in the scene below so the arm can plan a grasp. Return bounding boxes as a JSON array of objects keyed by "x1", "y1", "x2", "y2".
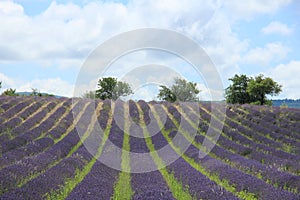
[{"x1": 0, "y1": 0, "x2": 299, "y2": 100}]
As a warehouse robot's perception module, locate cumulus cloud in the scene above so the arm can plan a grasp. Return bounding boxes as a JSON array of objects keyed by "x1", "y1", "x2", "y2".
[
  {"x1": 0, "y1": 0, "x2": 295, "y2": 99},
  {"x1": 269, "y1": 60, "x2": 300, "y2": 99},
  {"x1": 261, "y1": 21, "x2": 293, "y2": 35},
  {"x1": 0, "y1": 1, "x2": 290, "y2": 66},
  {"x1": 243, "y1": 42, "x2": 290, "y2": 66},
  {"x1": 0, "y1": 0, "x2": 24, "y2": 15},
  {"x1": 199, "y1": 11, "x2": 248, "y2": 78},
  {"x1": 0, "y1": 0, "x2": 220, "y2": 62},
  {"x1": 18, "y1": 78, "x2": 75, "y2": 97},
  {"x1": 0, "y1": 72, "x2": 15, "y2": 88},
  {"x1": 197, "y1": 83, "x2": 224, "y2": 101},
  {"x1": 0, "y1": 72, "x2": 74, "y2": 97},
  {"x1": 223, "y1": 0, "x2": 292, "y2": 20}
]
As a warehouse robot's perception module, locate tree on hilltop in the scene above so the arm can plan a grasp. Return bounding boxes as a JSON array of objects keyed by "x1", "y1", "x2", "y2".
[
  {"x1": 157, "y1": 77, "x2": 200, "y2": 102},
  {"x1": 247, "y1": 74, "x2": 282, "y2": 105},
  {"x1": 225, "y1": 74, "x2": 282, "y2": 105},
  {"x1": 157, "y1": 85, "x2": 177, "y2": 102},
  {"x1": 2, "y1": 88, "x2": 19, "y2": 96},
  {"x1": 95, "y1": 77, "x2": 133, "y2": 100},
  {"x1": 82, "y1": 90, "x2": 96, "y2": 99},
  {"x1": 225, "y1": 74, "x2": 253, "y2": 104}
]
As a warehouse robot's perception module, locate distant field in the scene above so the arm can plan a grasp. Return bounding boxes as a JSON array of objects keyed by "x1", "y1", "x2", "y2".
[
  {"x1": 0, "y1": 96, "x2": 299, "y2": 199},
  {"x1": 272, "y1": 99, "x2": 300, "y2": 109}
]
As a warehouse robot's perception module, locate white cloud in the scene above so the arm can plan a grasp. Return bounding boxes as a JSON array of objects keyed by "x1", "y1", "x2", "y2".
[
  {"x1": 0, "y1": 0, "x2": 230, "y2": 63},
  {"x1": 0, "y1": 0, "x2": 295, "y2": 98},
  {"x1": 269, "y1": 60, "x2": 300, "y2": 99},
  {"x1": 197, "y1": 83, "x2": 224, "y2": 101},
  {"x1": 0, "y1": 0, "x2": 291, "y2": 68},
  {"x1": 223, "y1": 0, "x2": 292, "y2": 20},
  {"x1": 199, "y1": 11, "x2": 249, "y2": 78},
  {"x1": 18, "y1": 78, "x2": 75, "y2": 97},
  {"x1": 261, "y1": 21, "x2": 293, "y2": 35},
  {"x1": 0, "y1": 72, "x2": 74, "y2": 97},
  {"x1": 243, "y1": 42, "x2": 290, "y2": 66},
  {"x1": 0, "y1": 72, "x2": 15, "y2": 88},
  {"x1": 0, "y1": 1, "x2": 24, "y2": 15}
]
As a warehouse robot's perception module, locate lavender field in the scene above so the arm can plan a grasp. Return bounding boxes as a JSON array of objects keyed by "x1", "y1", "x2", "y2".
[{"x1": 0, "y1": 96, "x2": 299, "y2": 200}]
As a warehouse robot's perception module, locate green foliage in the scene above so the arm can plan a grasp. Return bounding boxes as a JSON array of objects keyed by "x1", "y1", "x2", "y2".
[
  {"x1": 157, "y1": 77, "x2": 200, "y2": 102},
  {"x1": 157, "y1": 85, "x2": 177, "y2": 102},
  {"x1": 226, "y1": 74, "x2": 282, "y2": 105},
  {"x1": 95, "y1": 77, "x2": 133, "y2": 100},
  {"x1": 247, "y1": 74, "x2": 282, "y2": 105},
  {"x1": 225, "y1": 74, "x2": 253, "y2": 104},
  {"x1": 2, "y1": 88, "x2": 19, "y2": 96},
  {"x1": 82, "y1": 90, "x2": 96, "y2": 99},
  {"x1": 113, "y1": 81, "x2": 133, "y2": 100},
  {"x1": 250, "y1": 101, "x2": 262, "y2": 106},
  {"x1": 264, "y1": 100, "x2": 273, "y2": 106},
  {"x1": 0, "y1": 81, "x2": 2, "y2": 90}
]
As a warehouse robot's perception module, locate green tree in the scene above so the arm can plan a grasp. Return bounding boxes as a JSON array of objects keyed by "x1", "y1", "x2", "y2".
[
  {"x1": 157, "y1": 77, "x2": 200, "y2": 102},
  {"x1": 247, "y1": 74, "x2": 282, "y2": 105},
  {"x1": 225, "y1": 74, "x2": 282, "y2": 105},
  {"x1": 2, "y1": 88, "x2": 19, "y2": 96},
  {"x1": 225, "y1": 74, "x2": 253, "y2": 104},
  {"x1": 157, "y1": 85, "x2": 177, "y2": 102},
  {"x1": 95, "y1": 77, "x2": 133, "y2": 100},
  {"x1": 82, "y1": 90, "x2": 96, "y2": 99}
]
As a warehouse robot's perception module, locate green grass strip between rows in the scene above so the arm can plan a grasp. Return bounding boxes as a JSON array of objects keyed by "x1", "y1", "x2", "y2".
[
  {"x1": 45, "y1": 102, "x2": 114, "y2": 199},
  {"x1": 173, "y1": 105, "x2": 299, "y2": 194},
  {"x1": 137, "y1": 103, "x2": 195, "y2": 200},
  {"x1": 152, "y1": 104, "x2": 257, "y2": 200},
  {"x1": 111, "y1": 103, "x2": 134, "y2": 200}
]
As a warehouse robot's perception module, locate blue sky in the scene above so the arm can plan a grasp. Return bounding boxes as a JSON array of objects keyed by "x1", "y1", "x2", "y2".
[{"x1": 0, "y1": 0, "x2": 299, "y2": 100}]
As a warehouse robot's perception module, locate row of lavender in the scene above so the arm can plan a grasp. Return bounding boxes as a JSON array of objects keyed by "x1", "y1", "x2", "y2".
[
  {"x1": 160, "y1": 102, "x2": 299, "y2": 199},
  {"x1": 0, "y1": 97, "x2": 120, "y2": 199},
  {"x1": 197, "y1": 102, "x2": 300, "y2": 175},
  {"x1": 0, "y1": 96, "x2": 77, "y2": 198},
  {"x1": 0, "y1": 97, "x2": 235, "y2": 199},
  {"x1": 0, "y1": 96, "x2": 299, "y2": 199}
]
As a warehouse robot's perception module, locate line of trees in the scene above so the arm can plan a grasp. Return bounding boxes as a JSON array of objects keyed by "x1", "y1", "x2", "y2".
[
  {"x1": 1, "y1": 73, "x2": 283, "y2": 106},
  {"x1": 84, "y1": 74, "x2": 282, "y2": 106},
  {"x1": 83, "y1": 77, "x2": 200, "y2": 102},
  {"x1": 0, "y1": 83, "x2": 54, "y2": 97}
]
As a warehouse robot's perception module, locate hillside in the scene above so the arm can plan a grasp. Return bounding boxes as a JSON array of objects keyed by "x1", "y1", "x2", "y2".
[
  {"x1": 16, "y1": 92, "x2": 63, "y2": 99},
  {"x1": 0, "y1": 96, "x2": 299, "y2": 199},
  {"x1": 272, "y1": 99, "x2": 300, "y2": 109}
]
